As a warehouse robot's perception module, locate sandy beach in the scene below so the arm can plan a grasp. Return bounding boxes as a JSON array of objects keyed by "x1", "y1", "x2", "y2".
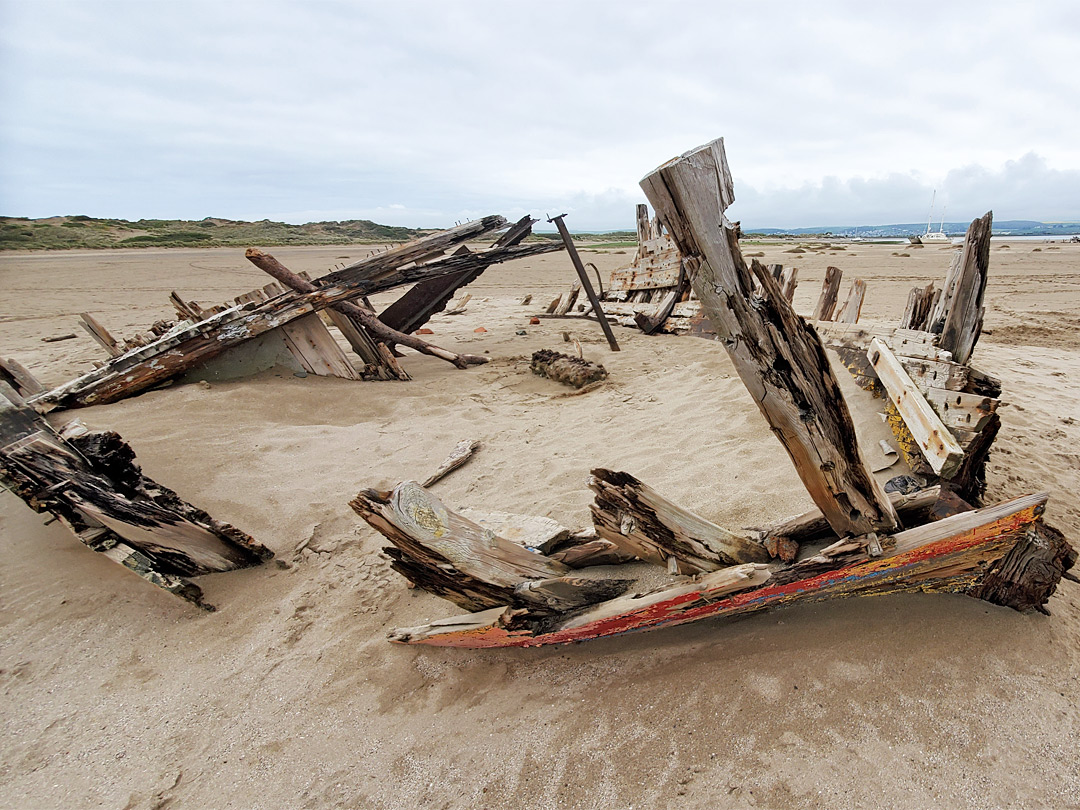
[{"x1": 2, "y1": 239, "x2": 1079, "y2": 809}]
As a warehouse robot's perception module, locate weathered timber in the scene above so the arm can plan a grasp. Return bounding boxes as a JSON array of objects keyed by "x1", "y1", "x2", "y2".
[
  {"x1": 779, "y1": 266, "x2": 798, "y2": 303},
  {"x1": 552, "y1": 283, "x2": 581, "y2": 317},
  {"x1": 925, "y1": 387, "x2": 998, "y2": 432},
  {"x1": 813, "y1": 266, "x2": 843, "y2": 321},
  {"x1": 279, "y1": 313, "x2": 362, "y2": 380},
  {"x1": 927, "y1": 251, "x2": 963, "y2": 335},
  {"x1": 900, "y1": 282, "x2": 937, "y2": 331},
  {"x1": 324, "y1": 308, "x2": 407, "y2": 381},
  {"x1": 966, "y1": 520, "x2": 1076, "y2": 612},
  {"x1": 422, "y1": 439, "x2": 480, "y2": 488},
  {"x1": 939, "y1": 212, "x2": 993, "y2": 363},
  {"x1": 589, "y1": 468, "x2": 770, "y2": 571},
  {"x1": 0, "y1": 391, "x2": 271, "y2": 608},
  {"x1": 836, "y1": 279, "x2": 866, "y2": 323},
  {"x1": 320, "y1": 215, "x2": 508, "y2": 287},
  {"x1": 378, "y1": 246, "x2": 482, "y2": 336},
  {"x1": 349, "y1": 482, "x2": 631, "y2": 613},
  {"x1": 245, "y1": 249, "x2": 489, "y2": 371},
  {"x1": 640, "y1": 138, "x2": 897, "y2": 538},
  {"x1": 456, "y1": 507, "x2": 570, "y2": 553},
  {"x1": 493, "y1": 215, "x2": 538, "y2": 248},
  {"x1": 868, "y1": 338, "x2": 964, "y2": 478},
  {"x1": 945, "y1": 412, "x2": 1001, "y2": 505},
  {"x1": 530, "y1": 349, "x2": 607, "y2": 388},
  {"x1": 550, "y1": 539, "x2": 637, "y2": 568},
  {"x1": 42, "y1": 334, "x2": 77, "y2": 343},
  {"x1": 0, "y1": 358, "x2": 44, "y2": 397},
  {"x1": 753, "y1": 486, "x2": 943, "y2": 560},
  {"x1": 388, "y1": 493, "x2": 1060, "y2": 646},
  {"x1": 79, "y1": 313, "x2": 122, "y2": 357},
  {"x1": 634, "y1": 261, "x2": 690, "y2": 335},
  {"x1": 33, "y1": 239, "x2": 555, "y2": 410}
]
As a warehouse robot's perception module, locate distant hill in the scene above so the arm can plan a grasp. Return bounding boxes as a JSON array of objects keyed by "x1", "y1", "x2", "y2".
[
  {"x1": 0, "y1": 215, "x2": 425, "y2": 251},
  {"x1": 744, "y1": 220, "x2": 1080, "y2": 238}
]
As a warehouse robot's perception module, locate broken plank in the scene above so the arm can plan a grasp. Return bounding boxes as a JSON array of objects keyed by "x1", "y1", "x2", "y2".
[
  {"x1": 925, "y1": 386, "x2": 998, "y2": 432},
  {"x1": 79, "y1": 313, "x2": 122, "y2": 357},
  {"x1": 812, "y1": 266, "x2": 843, "y2": 321},
  {"x1": 589, "y1": 468, "x2": 770, "y2": 572},
  {"x1": 0, "y1": 357, "x2": 44, "y2": 397},
  {"x1": 868, "y1": 337, "x2": 964, "y2": 478},
  {"x1": 422, "y1": 439, "x2": 480, "y2": 488},
  {"x1": 939, "y1": 212, "x2": 993, "y2": 364},
  {"x1": 836, "y1": 278, "x2": 866, "y2": 323}
]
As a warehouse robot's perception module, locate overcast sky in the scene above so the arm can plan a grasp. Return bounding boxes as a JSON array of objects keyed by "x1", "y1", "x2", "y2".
[{"x1": 2, "y1": 1, "x2": 1078, "y2": 230}]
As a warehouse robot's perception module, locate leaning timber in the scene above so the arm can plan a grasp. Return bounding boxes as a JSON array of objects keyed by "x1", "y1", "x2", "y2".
[
  {"x1": 640, "y1": 138, "x2": 897, "y2": 538},
  {"x1": 0, "y1": 387, "x2": 271, "y2": 608},
  {"x1": 939, "y1": 212, "x2": 993, "y2": 364}
]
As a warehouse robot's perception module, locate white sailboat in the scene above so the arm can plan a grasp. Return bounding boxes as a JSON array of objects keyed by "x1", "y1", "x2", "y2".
[{"x1": 921, "y1": 191, "x2": 950, "y2": 243}]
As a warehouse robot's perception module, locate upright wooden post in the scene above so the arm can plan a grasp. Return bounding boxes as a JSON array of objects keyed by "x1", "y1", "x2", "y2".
[
  {"x1": 640, "y1": 138, "x2": 897, "y2": 538},
  {"x1": 837, "y1": 279, "x2": 866, "y2": 323},
  {"x1": 813, "y1": 266, "x2": 843, "y2": 321},
  {"x1": 939, "y1": 212, "x2": 993, "y2": 364}
]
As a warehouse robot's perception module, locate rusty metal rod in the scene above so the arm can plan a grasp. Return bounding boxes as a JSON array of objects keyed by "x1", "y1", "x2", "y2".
[{"x1": 548, "y1": 214, "x2": 620, "y2": 352}]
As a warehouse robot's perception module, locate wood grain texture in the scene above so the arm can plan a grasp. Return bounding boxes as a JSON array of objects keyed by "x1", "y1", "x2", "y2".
[
  {"x1": 939, "y1": 212, "x2": 993, "y2": 364},
  {"x1": 813, "y1": 266, "x2": 843, "y2": 321}
]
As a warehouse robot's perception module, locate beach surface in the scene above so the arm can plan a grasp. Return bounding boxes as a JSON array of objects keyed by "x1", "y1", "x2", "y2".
[{"x1": 1, "y1": 239, "x2": 1079, "y2": 809}]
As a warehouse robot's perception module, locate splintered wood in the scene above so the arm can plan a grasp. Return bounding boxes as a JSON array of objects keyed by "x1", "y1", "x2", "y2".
[{"x1": 0, "y1": 388, "x2": 271, "y2": 608}]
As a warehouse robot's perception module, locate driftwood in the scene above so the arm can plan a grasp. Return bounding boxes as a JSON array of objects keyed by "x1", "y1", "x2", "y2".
[
  {"x1": 0, "y1": 389, "x2": 271, "y2": 608},
  {"x1": 939, "y1": 212, "x2": 993, "y2": 363},
  {"x1": 589, "y1": 468, "x2": 770, "y2": 571},
  {"x1": 387, "y1": 492, "x2": 1065, "y2": 646},
  {"x1": 530, "y1": 350, "x2": 607, "y2": 388},
  {"x1": 640, "y1": 138, "x2": 897, "y2": 539},
  {"x1": 422, "y1": 439, "x2": 480, "y2": 488},
  {"x1": 813, "y1": 266, "x2": 843, "y2": 321}
]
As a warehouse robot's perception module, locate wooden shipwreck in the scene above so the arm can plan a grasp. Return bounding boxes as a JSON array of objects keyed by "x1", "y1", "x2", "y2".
[
  {"x1": 26, "y1": 215, "x2": 562, "y2": 412},
  {"x1": 0, "y1": 385, "x2": 272, "y2": 608},
  {"x1": 354, "y1": 138, "x2": 1076, "y2": 648}
]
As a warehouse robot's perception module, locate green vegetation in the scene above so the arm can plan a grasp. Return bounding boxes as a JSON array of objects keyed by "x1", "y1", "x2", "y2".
[{"x1": 0, "y1": 215, "x2": 425, "y2": 251}]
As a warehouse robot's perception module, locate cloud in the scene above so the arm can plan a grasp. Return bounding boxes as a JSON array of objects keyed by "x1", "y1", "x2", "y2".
[{"x1": 1, "y1": 1, "x2": 1078, "y2": 229}]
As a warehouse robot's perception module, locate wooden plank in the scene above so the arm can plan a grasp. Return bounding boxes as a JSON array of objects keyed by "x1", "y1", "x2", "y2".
[
  {"x1": 868, "y1": 337, "x2": 964, "y2": 478},
  {"x1": 0, "y1": 358, "x2": 44, "y2": 397},
  {"x1": 779, "y1": 266, "x2": 798, "y2": 303},
  {"x1": 640, "y1": 138, "x2": 897, "y2": 538},
  {"x1": 378, "y1": 247, "x2": 484, "y2": 336},
  {"x1": 589, "y1": 468, "x2": 771, "y2": 572},
  {"x1": 812, "y1": 266, "x2": 843, "y2": 321},
  {"x1": 279, "y1": 313, "x2": 362, "y2": 380},
  {"x1": 422, "y1": 439, "x2": 480, "y2": 487},
  {"x1": 455, "y1": 507, "x2": 570, "y2": 554},
  {"x1": 388, "y1": 493, "x2": 1054, "y2": 647},
  {"x1": 836, "y1": 279, "x2": 866, "y2": 323},
  {"x1": 78, "y1": 313, "x2": 122, "y2": 357},
  {"x1": 552, "y1": 283, "x2": 581, "y2": 316},
  {"x1": 897, "y1": 355, "x2": 970, "y2": 393},
  {"x1": 939, "y1": 212, "x2": 993, "y2": 364},
  {"x1": 324, "y1": 308, "x2": 403, "y2": 381},
  {"x1": 925, "y1": 386, "x2": 998, "y2": 431}
]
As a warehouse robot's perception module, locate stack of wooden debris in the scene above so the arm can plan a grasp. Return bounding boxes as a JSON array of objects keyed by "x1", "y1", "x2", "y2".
[
  {"x1": 356, "y1": 138, "x2": 1075, "y2": 648},
  {"x1": 0, "y1": 385, "x2": 272, "y2": 608},
  {"x1": 25, "y1": 215, "x2": 561, "y2": 411}
]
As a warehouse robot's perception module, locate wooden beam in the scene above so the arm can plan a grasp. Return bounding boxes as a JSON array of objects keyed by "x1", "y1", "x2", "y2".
[
  {"x1": 939, "y1": 212, "x2": 993, "y2": 364},
  {"x1": 813, "y1": 266, "x2": 843, "y2": 321},
  {"x1": 0, "y1": 357, "x2": 44, "y2": 397},
  {"x1": 640, "y1": 138, "x2": 898, "y2": 538},
  {"x1": 925, "y1": 387, "x2": 998, "y2": 432},
  {"x1": 868, "y1": 337, "x2": 964, "y2": 478},
  {"x1": 589, "y1": 468, "x2": 771, "y2": 572}
]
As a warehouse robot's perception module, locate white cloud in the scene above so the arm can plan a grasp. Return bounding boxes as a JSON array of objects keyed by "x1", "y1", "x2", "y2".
[{"x1": 1, "y1": 0, "x2": 1078, "y2": 229}]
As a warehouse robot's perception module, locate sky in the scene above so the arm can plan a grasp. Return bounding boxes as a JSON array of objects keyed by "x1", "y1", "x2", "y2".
[{"x1": 1, "y1": 0, "x2": 1078, "y2": 231}]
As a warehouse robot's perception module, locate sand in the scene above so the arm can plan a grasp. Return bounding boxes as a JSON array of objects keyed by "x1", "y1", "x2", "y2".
[{"x1": 1, "y1": 240, "x2": 1079, "y2": 809}]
